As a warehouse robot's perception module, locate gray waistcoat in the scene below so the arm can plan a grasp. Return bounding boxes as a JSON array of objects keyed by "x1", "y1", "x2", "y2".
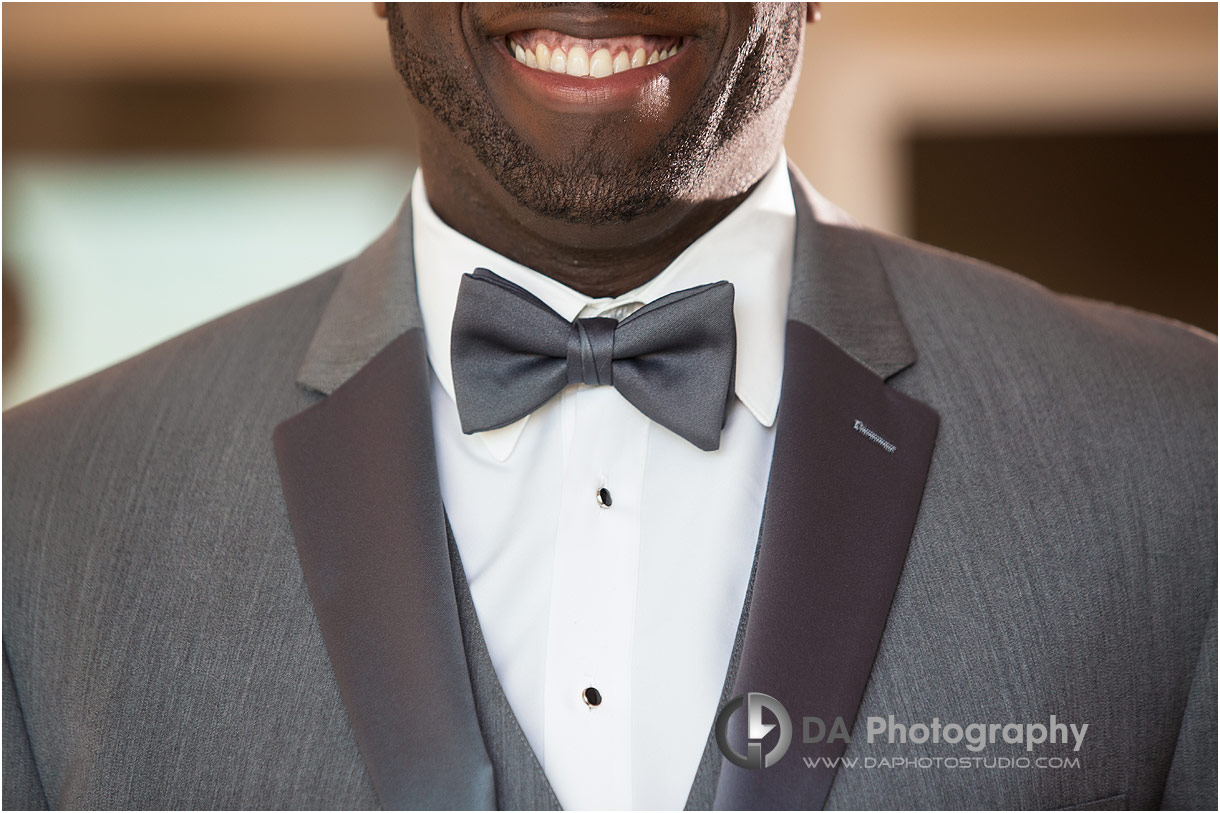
[{"x1": 446, "y1": 522, "x2": 755, "y2": 810}]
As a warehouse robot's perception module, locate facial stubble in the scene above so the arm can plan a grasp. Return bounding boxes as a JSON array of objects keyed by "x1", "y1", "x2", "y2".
[{"x1": 387, "y1": 4, "x2": 804, "y2": 225}]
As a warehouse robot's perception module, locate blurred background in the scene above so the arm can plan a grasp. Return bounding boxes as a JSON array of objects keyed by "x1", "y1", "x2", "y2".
[{"x1": 3, "y1": 2, "x2": 1216, "y2": 407}]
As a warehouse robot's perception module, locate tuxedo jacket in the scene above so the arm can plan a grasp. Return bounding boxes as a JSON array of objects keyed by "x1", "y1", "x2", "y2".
[{"x1": 4, "y1": 167, "x2": 1215, "y2": 810}]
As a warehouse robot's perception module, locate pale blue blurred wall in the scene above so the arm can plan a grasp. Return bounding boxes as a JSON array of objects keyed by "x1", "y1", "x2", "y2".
[{"x1": 4, "y1": 155, "x2": 414, "y2": 408}]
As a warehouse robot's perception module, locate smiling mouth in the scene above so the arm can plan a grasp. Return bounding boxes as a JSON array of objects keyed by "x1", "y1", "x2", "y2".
[{"x1": 506, "y1": 29, "x2": 684, "y2": 77}]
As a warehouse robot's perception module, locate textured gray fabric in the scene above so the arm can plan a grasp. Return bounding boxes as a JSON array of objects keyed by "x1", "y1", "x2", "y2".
[
  {"x1": 450, "y1": 268, "x2": 737, "y2": 450},
  {"x1": 814, "y1": 242, "x2": 1216, "y2": 810},
  {"x1": 1160, "y1": 601, "x2": 1217, "y2": 809},
  {"x1": 295, "y1": 201, "x2": 422, "y2": 395},
  {"x1": 273, "y1": 329, "x2": 495, "y2": 810},
  {"x1": 787, "y1": 166, "x2": 916, "y2": 380},
  {"x1": 3, "y1": 647, "x2": 47, "y2": 810},
  {"x1": 683, "y1": 516, "x2": 765, "y2": 812},
  {"x1": 446, "y1": 523, "x2": 561, "y2": 811},
  {"x1": 5, "y1": 271, "x2": 381, "y2": 809},
  {"x1": 4, "y1": 165, "x2": 1215, "y2": 809}
]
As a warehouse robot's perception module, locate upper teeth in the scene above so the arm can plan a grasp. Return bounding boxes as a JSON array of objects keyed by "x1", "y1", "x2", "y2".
[{"x1": 509, "y1": 34, "x2": 681, "y2": 77}]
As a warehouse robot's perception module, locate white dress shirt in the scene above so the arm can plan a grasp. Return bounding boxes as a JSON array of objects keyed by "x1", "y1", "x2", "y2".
[{"x1": 412, "y1": 152, "x2": 796, "y2": 810}]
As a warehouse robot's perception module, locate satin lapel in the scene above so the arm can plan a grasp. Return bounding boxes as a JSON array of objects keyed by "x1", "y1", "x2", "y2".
[
  {"x1": 713, "y1": 322, "x2": 939, "y2": 810},
  {"x1": 712, "y1": 167, "x2": 940, "y2": 809},
  {"x1": 273, "y1": 327, "x2": 495, "y2": 810}
]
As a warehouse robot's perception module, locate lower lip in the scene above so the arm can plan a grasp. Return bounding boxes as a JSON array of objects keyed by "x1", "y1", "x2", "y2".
[{"x1": 493, "y1": 38, "x2": 687, "y2": 111}]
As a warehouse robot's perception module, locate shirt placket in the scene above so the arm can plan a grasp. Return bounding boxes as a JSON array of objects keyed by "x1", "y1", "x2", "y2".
[{"x1": 542, "y1": 383, "x2": 648, "y2": 809}]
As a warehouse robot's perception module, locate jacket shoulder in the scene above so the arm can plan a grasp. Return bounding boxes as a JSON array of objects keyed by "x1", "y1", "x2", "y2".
[
  {"x1": 2, "y1": 265, "x2": 342, "y2": 560},
  {"x1": 855, "y1": 226, "x2": 1216, "y2": 383},
  {"x1": 852, "y1": 225, "x2": 1215, "y2": 505},
  {"x1": 1, "y1": 262, "x2": 378, "y2": 809}
]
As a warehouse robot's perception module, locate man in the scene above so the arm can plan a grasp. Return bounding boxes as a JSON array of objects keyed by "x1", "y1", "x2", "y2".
[{"x1": 4, "y1": 2, "x2": 1214, "y2": 810}]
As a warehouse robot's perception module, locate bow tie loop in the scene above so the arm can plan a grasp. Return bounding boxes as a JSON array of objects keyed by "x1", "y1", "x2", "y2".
[
  {"x1": 451, "y1": 268, "x2": 736, "y2": 451},
  {"x1": 567, "y1": 317, "x2": 617, "y2": 387}
]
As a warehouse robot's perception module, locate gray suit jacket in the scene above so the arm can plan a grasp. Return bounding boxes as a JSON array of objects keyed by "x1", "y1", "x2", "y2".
[{"x1": 4, "y1": 167, "x2": 1215, "y2": 810}]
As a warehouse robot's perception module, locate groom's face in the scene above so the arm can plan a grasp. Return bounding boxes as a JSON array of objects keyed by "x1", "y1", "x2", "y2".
[{"x1": 384, "y1": 2, "x2": 808, "y2": 224}]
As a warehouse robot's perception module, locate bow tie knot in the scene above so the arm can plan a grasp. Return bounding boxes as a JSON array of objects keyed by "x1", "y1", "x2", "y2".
[
  {"x1": 451, "y1": 268, "x2": 737, "y2": 451},
  {"x1": 567, "y1": 317, "x2": 617, "y2": 387}
]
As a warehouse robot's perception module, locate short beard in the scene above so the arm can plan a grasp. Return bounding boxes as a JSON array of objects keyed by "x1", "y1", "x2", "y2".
[{"x1": 387, "y1": 4, "x2": 803, "y2": 225}]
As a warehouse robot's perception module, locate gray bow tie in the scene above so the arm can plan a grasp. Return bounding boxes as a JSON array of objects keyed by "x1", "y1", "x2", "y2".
[{"x1": 450, "y1": 268, "x2": 737, "y2": 451}]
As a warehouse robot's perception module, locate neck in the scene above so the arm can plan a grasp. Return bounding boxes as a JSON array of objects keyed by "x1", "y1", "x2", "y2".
[{"x1": 418, "y1": 151, "x2": 759, "y2": 299}]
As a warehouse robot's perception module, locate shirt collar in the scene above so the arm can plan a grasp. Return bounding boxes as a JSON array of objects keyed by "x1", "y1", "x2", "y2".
[{"x1": 412, "y1": 150, "x2": 796, "y2": 462}]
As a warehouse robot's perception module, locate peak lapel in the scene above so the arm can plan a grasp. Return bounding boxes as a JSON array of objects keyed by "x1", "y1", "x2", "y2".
[
  {"x1": 273, "y1": 200, "x2": 494, "y2": 809},
  {"x1": 713, "y1": 167, "x2": 940, "y2": 809}
]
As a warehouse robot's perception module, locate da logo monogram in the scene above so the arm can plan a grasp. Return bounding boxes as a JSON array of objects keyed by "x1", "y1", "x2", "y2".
[{"x1": 714, "y1": 692, "x2": 793, "y2": 769}]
